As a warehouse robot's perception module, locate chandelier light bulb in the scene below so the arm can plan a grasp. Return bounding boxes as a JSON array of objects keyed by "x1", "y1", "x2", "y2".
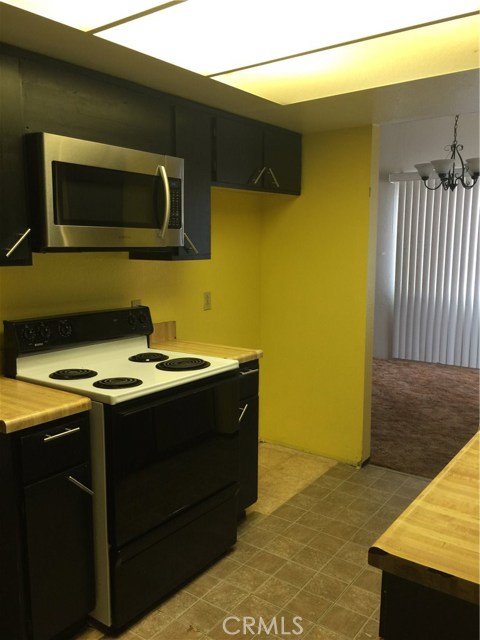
[{"x1": 466, "y1": 158, "x2": 480, "y2": 178}]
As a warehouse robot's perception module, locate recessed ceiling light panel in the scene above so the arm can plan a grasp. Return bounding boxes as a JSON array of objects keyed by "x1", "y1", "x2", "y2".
[
  {"x1": 210, "y1": 15, "x2": 480, "y2": 105},
  {"x1": 2, "y1": 0, "x2": 180, "y2": 31},
  {"x1": 93, "y1": 0, "x2": 479, "y2": 75}
]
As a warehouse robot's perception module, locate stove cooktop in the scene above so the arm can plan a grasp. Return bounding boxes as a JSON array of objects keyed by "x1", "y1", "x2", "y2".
[{"x1": 15, "y1": 337, "x2": 238, "y2": 404}]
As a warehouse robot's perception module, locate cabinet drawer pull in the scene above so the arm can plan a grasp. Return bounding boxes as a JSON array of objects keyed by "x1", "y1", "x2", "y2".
[
  {"x1": 5, "y1": 227, "x2": 31, "y2": 258},
  {"x1": 238, "y1": 403, "x2": 249, "y2": 423},
  {"x1": 239, "y1": 369, "x2": 258, "y2": 376},
  {"x1": 43, "y1": 426, "x2": 81, "y2": 442},
  {"x1": 68, "y1": 475, "x2": 94, "y2": 496}
]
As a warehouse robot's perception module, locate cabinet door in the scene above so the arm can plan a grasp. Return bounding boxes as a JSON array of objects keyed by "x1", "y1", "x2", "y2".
[
  {"x1": 264, "y1": 127, "x2": 302, "y2": 195},
  {"x1": 213, "y1": 116, "x2": 264, "y2": 188},
  {"x1": 174, "y1": 104, "x2": 212, "y2": 259},
  {"x1": 24, "y1": 463, "x2": 94, "y2": 640},
  {"x1": 0, "y1": 52, "x2": 32, "y2": 265}
]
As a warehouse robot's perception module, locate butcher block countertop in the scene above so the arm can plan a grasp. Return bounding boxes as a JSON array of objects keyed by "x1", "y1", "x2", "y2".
[
  {"x1": 150, "y1": 321, "x2": 263, "y2": 363},
  {"x1": 0, "y1": 377, "x2": 91, "y2": 435},
  {"x1": 368, "y1": 432, "x2": 480, "y2": 604}
]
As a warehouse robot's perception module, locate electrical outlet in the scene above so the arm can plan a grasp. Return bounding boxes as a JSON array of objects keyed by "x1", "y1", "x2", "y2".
[
  {"x1": 131, "y1": 299, "x2": 142, "y2": 307},
  {"x1": 203, "y1": 291, "x2": 212, "y2": 311}
]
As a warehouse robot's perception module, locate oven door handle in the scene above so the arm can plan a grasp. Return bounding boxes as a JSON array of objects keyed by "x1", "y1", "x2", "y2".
[
  {"x1": 156, "y1": 164, "x2": 170, "y2": 239},
  {"x1": 238, "y1": 403, "x2": 249, "y2": 424}
]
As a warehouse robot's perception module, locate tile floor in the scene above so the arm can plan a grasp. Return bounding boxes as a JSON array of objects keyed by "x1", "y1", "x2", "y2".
[{"x1": 75, "y1": 443, "x2": 429, "y2": 640}]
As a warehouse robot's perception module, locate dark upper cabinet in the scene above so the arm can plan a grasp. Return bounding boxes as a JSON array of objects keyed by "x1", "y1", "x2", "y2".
[
  {"x1": 0, "y1": 45, "x2": 302, "y2": 267},
  {"x1": 213, "y1": 116, "x2": 264, "y2": 187},
  {"x1": 130, "y1": 103, "x2": 212, "y2": 262},
  {"x1": 20, "y1": 54, "x2": 174, "y2": 155},
  {"x1": 263, "y1": 127, "x2": 302, "y2": 194},
  {"x1": 213, "y1": 115, "x2": 301, "y2": 195},
  {"x1": 174, "y1": 105, "x2": 212, "y2": 259},
  {"x1": 0, "y1": 53, "x2": 32, "y2": 265}
]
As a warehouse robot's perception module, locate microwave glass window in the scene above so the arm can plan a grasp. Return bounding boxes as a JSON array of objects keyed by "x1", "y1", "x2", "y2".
[{"x1": 52, "y1": 162, "x2": 166, "y2": 228}]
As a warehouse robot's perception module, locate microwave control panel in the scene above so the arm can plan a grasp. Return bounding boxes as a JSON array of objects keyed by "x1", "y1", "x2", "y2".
[{"x1": 168, "y1": 178, "x2": 182, "y2": 229}]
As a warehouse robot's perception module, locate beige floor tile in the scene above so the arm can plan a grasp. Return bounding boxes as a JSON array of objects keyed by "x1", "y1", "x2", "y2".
[
  {"x1": 283, "y1": 589, "x2": 331, "y2": 623},
  {"x1": 128, "y1": 607, "x2": 173, "y2": 638},
  {"x1": 225, "y1": 563, "x2": 270, "y2": 591},
  {"x1": 319, "y1": 604, "x2": 368, "y2": 639},
  {"x1": 273, "y1": 559, "x2": 316, "y2": 588},
  {"x1": 335, "y1": 584, "x2": 380, "y2": 617},
  {"x1": 202, "y1": 580, "x2": 249, "y2": 611},
  {"x1": 246, "y1": 548, "x2": 287, "y2": 574},
  {"x1": 178, "y1": 599, "x2": 227, "y2": 634}
]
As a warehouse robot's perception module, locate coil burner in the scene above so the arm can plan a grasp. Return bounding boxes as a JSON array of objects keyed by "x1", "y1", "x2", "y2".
[
  {"x1": 50, "y1": 369, "x2": 98, "y2": 380},
  {"x1": 93, "y1": 377, "x2": 143, "y2": 389},
  {"x1": 156, "y1": 357, "x2": 210, "y2": 371}
]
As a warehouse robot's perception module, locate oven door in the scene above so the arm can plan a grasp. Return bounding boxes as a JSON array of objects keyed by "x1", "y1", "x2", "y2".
[{"x1": 104, "y1": 372, "x2": 239, "y2": 548}]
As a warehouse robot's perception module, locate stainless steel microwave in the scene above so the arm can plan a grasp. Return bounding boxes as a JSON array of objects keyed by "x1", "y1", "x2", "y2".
[{"x1": 28, "y1": 132, "x2": 184, "y2": 251}]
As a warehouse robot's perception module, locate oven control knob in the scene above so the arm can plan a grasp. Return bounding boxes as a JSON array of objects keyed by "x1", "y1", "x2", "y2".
[
  {"x1": 38, "y1": 322, "x2": 51, "y2": 341},
  {"x1": 58, "y1": 319, "x2": 73, "y2": 338},
  {"x1": 128, "y1": 312, "x2": 137, "y2": 327},
  {"x1": 138, "y1": 311, "x2": 148, "y2": 326},
  {"x1": 22, "y1": 324, "x2": 36, "y2": 344}
]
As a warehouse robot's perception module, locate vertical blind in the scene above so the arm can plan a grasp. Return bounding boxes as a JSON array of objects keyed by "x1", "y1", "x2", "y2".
[{"x1": 392, "y1": 179, "x2": 479, "y2": 368}]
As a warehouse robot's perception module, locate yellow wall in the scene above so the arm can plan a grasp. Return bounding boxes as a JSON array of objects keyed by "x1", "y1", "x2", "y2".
[
  {"x1": 0, "y1": 127, "x2": 376, "y2": 466},
  {"x1": 259, "y1": 126, "x2": 374, "y2": 465},
  {"x1": 0, "y1": 188, "x2": 263, "y2": 350}
]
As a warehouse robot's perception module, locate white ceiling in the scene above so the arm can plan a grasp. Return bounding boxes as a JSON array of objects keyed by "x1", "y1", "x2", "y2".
[{"x1": 0, "y1": 2, "x2": 478, "y2": 133}]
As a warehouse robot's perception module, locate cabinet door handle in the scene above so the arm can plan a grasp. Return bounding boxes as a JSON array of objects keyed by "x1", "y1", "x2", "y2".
[
  {"x1": 5, "y1": 227, "x2": 31, "y2": 258},
  {"x1": 267, "y1": 167, "x2": 280, "y2": 188},
  {"x1": 239, "y1": 369, "x2": 258, "y2": 376},
  {"x1": 251, "y1": 167, "x2": 266, "y2": 185},
  {"x1": 184, "y1": 232, "x2": 199, "y2": 255},
  {"x1": 43, "y1": 426, "x2": 81, "y2": 442},
  {"x1": 238, "y1": 403, "x2": 249, "y2": 423},
  {"x1": 68, "y1": 475, "x2": 94, "y2": 496}
]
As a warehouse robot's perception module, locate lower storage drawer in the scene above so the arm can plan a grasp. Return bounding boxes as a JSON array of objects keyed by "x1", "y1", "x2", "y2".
[{"x1": 110, "y1": 484, "x2": 238, "y2": 630}]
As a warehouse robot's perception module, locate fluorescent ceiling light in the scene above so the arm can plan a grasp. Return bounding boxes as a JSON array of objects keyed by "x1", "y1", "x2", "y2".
[
  {"x1": 3, "y1": 0, "x2": 479, "y2": 104},
  {"x1": 94, "y1": 0, "x2": 479, "y2": 75},
  {"x1": 2, "y1": 1, "x2": 184, "y2": 31},
  {"x1": 211, "y1": 15, "x2": 480, "y2": 104}
]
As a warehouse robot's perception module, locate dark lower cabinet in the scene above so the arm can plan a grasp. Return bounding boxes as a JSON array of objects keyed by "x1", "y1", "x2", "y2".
[
  {"x1": 238, "y1": 361, "x2": 260, "y2": 516},
  {"x1": 0, "y1": 413, "x2": 94, "y2": 640},
  {"x1": 379, "y1": 572, "x2": 479, "y2": 640}
]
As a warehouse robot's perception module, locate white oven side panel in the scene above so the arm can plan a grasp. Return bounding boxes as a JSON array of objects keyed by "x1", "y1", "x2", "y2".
[{"x1": 89, "y1": 401, "x2": 112, "y2": 627}]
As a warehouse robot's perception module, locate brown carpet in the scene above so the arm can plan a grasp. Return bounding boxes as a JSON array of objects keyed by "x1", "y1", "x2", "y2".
[{"x1": 370, "y1": 358, "x2": 479, "y2": 478}]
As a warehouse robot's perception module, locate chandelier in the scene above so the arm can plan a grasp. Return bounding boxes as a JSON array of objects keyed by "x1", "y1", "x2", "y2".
[{"x1": 415, "y1": 115, "x2": 479, "y2": 191}]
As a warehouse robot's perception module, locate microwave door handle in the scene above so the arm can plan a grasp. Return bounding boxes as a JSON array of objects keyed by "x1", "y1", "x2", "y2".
[{"x1": 156, "y1": 164, "x2": 170, "y2": 239}]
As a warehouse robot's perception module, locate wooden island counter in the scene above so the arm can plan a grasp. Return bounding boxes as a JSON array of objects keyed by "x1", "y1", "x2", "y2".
[{"x1": 368, "y1": 431, "x2": 479, "y2": 639}]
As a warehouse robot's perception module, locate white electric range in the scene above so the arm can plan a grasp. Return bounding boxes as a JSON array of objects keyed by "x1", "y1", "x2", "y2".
[{"x1": 4, "y1": 306, "x2": 241, "y2": 632}]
